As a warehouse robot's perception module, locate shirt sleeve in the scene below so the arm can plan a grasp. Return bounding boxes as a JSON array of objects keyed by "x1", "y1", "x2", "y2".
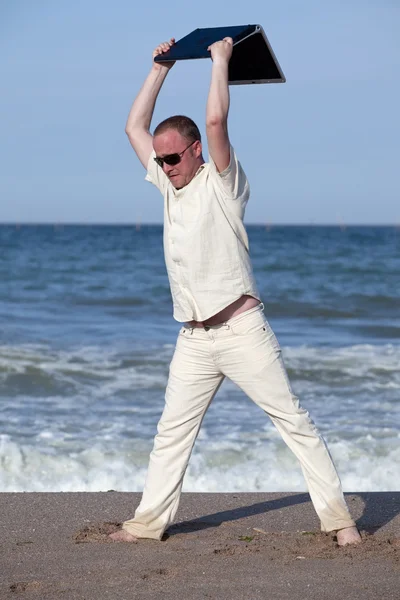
[
  {"x1": 208, "y1": 145, "x2": 250, "y2": 205},
  {"x1": 145, "y1": 150, "x2": 169, "y2": 195}
]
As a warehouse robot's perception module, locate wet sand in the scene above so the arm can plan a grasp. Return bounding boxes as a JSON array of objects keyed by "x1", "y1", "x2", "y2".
[{"x1": 1, "y1": 492, "x2": 399, "y2": 599}]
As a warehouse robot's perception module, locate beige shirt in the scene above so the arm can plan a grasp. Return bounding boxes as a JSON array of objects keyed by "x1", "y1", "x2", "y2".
[{"x1": 145, "y1": 146, "x2": 260, "y2": 322}]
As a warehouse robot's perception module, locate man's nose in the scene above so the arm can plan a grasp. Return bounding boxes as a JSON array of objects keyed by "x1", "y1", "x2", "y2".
[{"x1": 164, "y1": 164, "x2": 174, "y2": 174}]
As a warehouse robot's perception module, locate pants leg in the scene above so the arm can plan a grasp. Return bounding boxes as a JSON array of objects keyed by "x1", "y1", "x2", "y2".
[
  {"x1": 220, "y1": 308, "x2": 355, "y2": 532},
  {"x1": 123, "y1": 328, "x2": 224, "y2": 540}
]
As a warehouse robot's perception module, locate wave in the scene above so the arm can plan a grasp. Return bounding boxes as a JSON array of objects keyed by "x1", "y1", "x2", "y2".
[
  {"x1": 0, "y1": 432, "x2": 398, "y2": 493},
  {"x1": 0, "y1": 343, "x2": 171, "y2": 396},
  {"x1": 1, "y1": 342, "x2": 399, "y2": 403}
]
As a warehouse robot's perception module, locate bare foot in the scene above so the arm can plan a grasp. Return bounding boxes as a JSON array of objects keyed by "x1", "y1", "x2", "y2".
[
  {"x1": 336, "y1": 526, "x2": 362, "y2": 546},
  {"x1": 109, "y1": 529, "x2": 138, "y2": 542}
]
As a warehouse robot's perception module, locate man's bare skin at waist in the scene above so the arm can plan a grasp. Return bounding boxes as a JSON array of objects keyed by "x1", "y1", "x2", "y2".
[{"x1": 186, "y1": 295, "x2": 260, "y2": 328}]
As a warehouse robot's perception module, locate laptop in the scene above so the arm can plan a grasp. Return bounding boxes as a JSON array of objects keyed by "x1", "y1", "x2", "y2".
[{"x1": 154, "y1": 24, "x2": 286, "y2": 85}]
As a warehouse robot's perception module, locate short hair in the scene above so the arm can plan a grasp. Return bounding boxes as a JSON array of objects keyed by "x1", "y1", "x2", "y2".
[{"x1": 153, "y1": 115, "x2": 201, "y2": 142}]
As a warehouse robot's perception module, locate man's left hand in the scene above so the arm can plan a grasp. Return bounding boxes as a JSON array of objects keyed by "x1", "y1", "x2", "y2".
[{"x1": 207, "y1": 37, "x2": 233, "y2": 64}]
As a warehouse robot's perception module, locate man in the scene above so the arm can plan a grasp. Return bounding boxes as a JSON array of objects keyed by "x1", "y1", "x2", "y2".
[{"x1": 111, "y1": 37, "x2": 361, "y2": 546}]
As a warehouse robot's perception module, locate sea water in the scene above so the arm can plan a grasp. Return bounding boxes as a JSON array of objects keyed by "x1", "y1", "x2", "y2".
[{"x1": 0, "y1": 224, "x2": 399, "y2": 492}]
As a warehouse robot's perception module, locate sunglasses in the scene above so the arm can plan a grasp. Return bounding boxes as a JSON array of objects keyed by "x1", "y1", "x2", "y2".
[{"x1": 154, "y1": 140, "x2": 197, "y2": 168}]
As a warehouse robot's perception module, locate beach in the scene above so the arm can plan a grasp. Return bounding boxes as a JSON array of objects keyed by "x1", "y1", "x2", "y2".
[{"x1": 1, "y1": 491, "x2": 399, "y2": 599}]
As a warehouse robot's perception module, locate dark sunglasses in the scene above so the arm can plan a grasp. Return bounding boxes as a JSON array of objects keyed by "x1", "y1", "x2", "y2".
[{"x1": 154, "y1": 140, "x2": 197, "y2": 168}]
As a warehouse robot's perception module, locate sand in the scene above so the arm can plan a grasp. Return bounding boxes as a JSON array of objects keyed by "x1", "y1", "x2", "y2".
[{"x1": 1, "y1": 491, "x2": 399, "y2": 599}]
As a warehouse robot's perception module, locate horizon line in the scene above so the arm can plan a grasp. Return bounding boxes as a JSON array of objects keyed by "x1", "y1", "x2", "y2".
[{"x1": 0, "y1": 221, "x2": 399, "y2": 228}]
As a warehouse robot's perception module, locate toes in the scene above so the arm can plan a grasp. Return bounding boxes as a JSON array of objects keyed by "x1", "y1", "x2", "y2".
[
  {"x1": 336, "y1": 527, "x2": 362, "y2": 546},
  {"x1": 109, "y1": 530, "x2": 138, "y2": 543}
]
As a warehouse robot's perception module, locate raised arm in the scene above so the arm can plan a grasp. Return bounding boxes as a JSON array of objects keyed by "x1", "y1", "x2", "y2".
[
  {"x1": 205, "y1": 37, "x2": 233, "y2": 173},
  {"x1": 125, "y1": 39, "x2": 175, "y2": 168}
]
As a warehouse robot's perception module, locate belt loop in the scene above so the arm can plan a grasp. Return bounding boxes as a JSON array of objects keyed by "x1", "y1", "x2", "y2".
[{"x1": 190, "y1": 327, "x2": 194, "y2": 335}]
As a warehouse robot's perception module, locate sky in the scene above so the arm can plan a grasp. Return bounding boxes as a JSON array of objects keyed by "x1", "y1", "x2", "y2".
[{"x1": 0, "y1": 1, "x2": 399, "y2": 225}]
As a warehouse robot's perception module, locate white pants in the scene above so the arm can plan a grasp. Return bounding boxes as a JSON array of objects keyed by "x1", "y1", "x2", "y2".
[{"x1": 123, "y1": 304, "x2": 355, "y2": 539}]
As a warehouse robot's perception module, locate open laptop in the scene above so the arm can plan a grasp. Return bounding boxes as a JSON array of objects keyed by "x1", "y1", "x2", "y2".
[{"x1": 154, "y1": 24, "x2": 286, "y2": 85}]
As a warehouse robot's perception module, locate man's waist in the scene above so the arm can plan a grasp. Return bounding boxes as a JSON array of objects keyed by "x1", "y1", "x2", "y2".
[{"x1": 186, "y1": 295, "x2": 260, "y2": 328}]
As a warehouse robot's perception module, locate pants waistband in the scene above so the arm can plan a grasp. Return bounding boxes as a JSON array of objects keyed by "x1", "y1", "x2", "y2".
[{"x1": 185, "y1": 303, "x2": 264, "y2": 332}]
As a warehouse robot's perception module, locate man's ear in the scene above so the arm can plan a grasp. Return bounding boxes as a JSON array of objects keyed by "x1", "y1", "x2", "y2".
[{"x1": 195, "y1": 140, "x2": 202, "y2": 157}]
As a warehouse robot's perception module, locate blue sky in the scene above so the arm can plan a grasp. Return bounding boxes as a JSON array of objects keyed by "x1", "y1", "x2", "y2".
[{"x1": 0, "y1": 1, "x2": 399, "y2": 224}]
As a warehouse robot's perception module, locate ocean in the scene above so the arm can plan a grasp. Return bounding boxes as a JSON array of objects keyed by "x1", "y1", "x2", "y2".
[{"x1": 0, "y1": 224, "x2": 399, "y2": 493}]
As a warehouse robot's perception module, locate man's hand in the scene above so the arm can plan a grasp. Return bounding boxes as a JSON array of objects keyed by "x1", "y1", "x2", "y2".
[
  {"x1": 152, "y1": 38, "x2": 176, "y2": 71},
  {"x1": 207, "y1": 37, "x2": 233, "y2": 64}
]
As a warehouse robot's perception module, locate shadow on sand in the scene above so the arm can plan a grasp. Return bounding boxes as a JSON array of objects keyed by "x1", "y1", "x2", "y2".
[{"x1": 167, "y1": 492, "x2": 400, "y2": 537}]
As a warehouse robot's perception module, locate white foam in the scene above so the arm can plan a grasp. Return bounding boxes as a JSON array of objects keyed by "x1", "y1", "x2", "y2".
[
  {"x1": 1, "y1": 432, "x2": 398, "y2": 493},
  {"x1": 0, "y1": 343, "x2": 170, "y2": 394},
  {"x1": 285, "y1": 343, "x2": 400, "y2": 380},
  {"x1": 2, "y1": 342, "x2": 399, "y2": 403},
  {"x1": 1, "y1": 341, "x2": 399, "y2": 492}
]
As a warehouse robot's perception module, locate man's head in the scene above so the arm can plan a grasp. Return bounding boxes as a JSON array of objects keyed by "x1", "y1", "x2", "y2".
[{"x1": 153, "y1": 116, "x2": 204, "y2": 189}]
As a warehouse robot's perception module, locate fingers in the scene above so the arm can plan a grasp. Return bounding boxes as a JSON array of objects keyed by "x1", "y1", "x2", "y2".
[
  {"x1": 153, "y1": 38, "x2": 175, "y2": 56},
  {"x1": 208, "y1": 37, "x2": 233, "y2": 51},
  {"x1": 155, "y1": 43, "x2": 170, "y2": 54},
  {"x1": 207, "y1": 37, "x2": 234, "y2": 63}
]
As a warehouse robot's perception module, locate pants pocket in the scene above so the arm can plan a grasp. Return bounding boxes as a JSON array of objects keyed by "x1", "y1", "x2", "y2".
[{"x1": 229, "y1": 311, "x2": 272, "y2": 338}]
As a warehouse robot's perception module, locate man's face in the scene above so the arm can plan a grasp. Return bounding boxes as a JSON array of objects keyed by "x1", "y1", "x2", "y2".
[{"x1": 153, "y1": 130, "x2": 202, "y2": 189}]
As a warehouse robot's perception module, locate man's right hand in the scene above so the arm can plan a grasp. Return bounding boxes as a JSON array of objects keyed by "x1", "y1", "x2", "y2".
[{"x1": 152, "y1": 38, "x2": 176, "y2": 71}]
